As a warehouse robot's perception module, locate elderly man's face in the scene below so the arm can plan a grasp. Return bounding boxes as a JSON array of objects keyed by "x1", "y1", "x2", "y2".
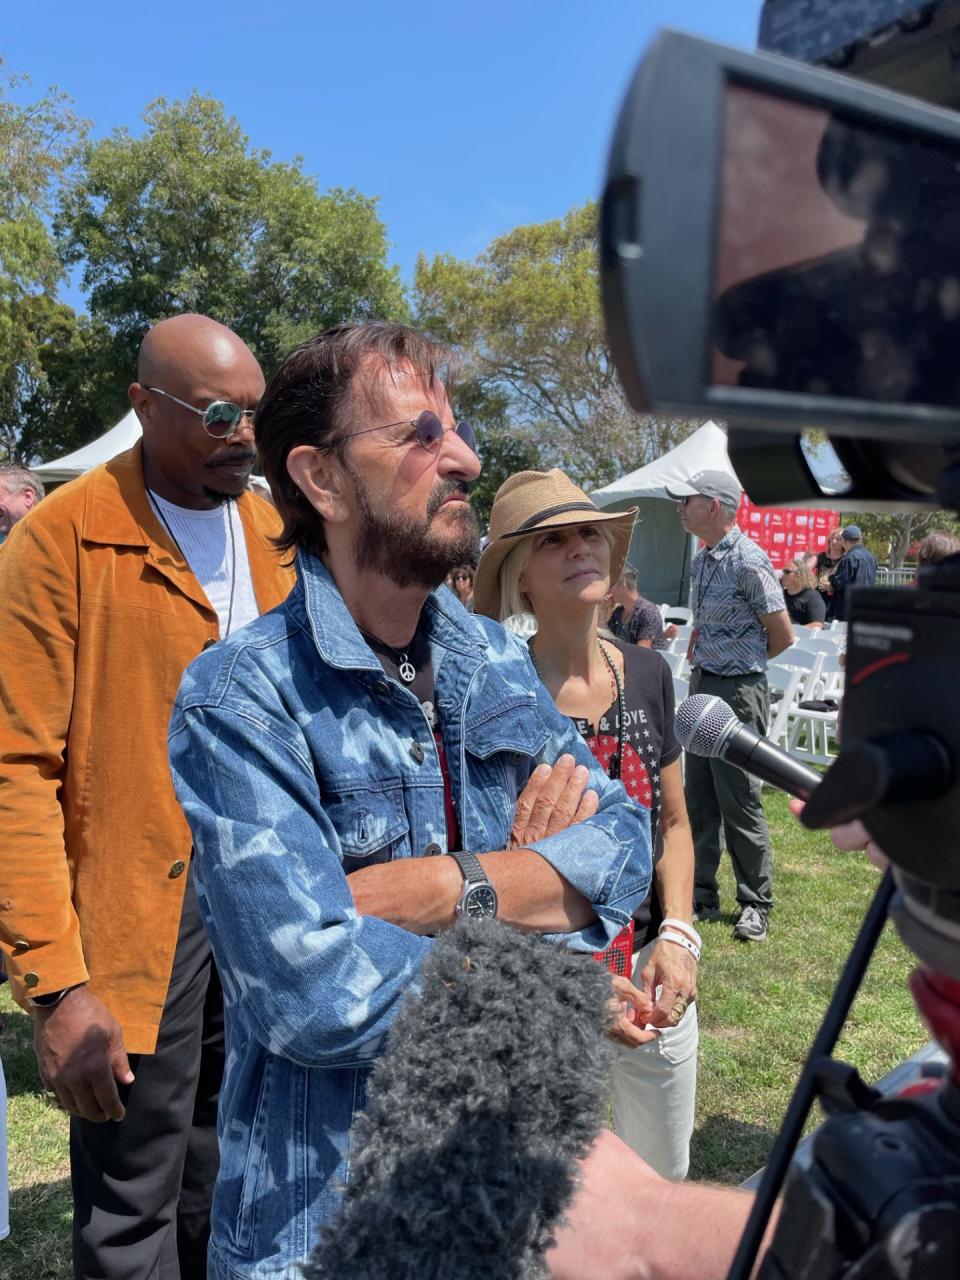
[
  {"x1": 676, "y1": 494, "x2": 718, "y2": 540},
  {"x1": 338, "y1": 359, "x2": 482, "y2": 588},
  {"x1": 0, "y1": 480, "x2": 37, "y2": 535}
]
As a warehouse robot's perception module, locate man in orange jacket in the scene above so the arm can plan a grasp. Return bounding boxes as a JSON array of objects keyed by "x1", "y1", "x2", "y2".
[{"x1": 0, "y1": 314, "x2": 294, "y2": 1280}]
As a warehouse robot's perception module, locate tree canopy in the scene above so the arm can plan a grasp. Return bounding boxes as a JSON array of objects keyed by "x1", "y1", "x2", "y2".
[
  {"x1": 415, "y1": 202, "x2": 698, "y2": 490},
  {"x1": 2, "y1": 87, "x2": 408, "y2": 463},
  {"x1": 0, "y1": 65, "x2": 91, "y2": 460}
]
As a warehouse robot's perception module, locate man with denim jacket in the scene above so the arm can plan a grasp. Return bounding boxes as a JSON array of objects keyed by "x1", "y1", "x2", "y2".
[{"x1": 168, "y1": 322, "x2": 652, "y2": 1279}]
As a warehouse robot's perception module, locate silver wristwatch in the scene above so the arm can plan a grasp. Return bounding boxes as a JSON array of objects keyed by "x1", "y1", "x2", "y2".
[{"x1": 448, "y1": 850, "x2": 499, "y2": 920}]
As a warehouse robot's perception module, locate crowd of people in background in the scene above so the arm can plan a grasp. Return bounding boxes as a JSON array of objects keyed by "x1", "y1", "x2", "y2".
[{"x1": 3, "y1": 312, "x2": 960, "y2": 1280}]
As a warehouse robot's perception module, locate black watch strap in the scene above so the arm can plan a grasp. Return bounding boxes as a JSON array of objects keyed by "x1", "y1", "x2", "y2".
[
  {"x1": 449, "y1": 849, "x2": 487, "y2": 888},
  {"x1": 448, "y1": 850, "x2": 498, "y2": 919}
]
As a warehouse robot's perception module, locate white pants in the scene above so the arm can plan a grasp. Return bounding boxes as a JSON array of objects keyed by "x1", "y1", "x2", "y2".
[{"x1": 610, "y1": 940, "x2": 699, "y2": 1180}]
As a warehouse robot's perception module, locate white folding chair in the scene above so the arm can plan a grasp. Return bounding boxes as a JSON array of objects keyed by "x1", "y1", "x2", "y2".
[
  {"x1": 766, "y1": 665, "x2": 803, "y2": 749},
  {"x1": 793, "y1": 633, "x2": 844, "y2": 656},
  {"x1": 774, "y1": 646, "x2": 825, "y2": 701},
  {"x1": 672, "y1": 675, "x2": 689, "y2": 705},
  {"x1": 818, "y1": 653, "x2": 845, "y2": 701},
  {"x1": 662, "y1": 649, "x2": 687, "y2": 677},
  {"x1": 784, "y1": 655, "x2": 842, "y2": 765},
  {"x1": 668, "y1": 624, "x2": 693, "y2": 654}
]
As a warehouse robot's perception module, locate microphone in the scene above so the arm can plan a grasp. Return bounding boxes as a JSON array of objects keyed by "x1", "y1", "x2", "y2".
[
  {"x1": 305, "y1": 918, "x2": 616, "y2": 1280},
  {"x1": 676, "y1": 694, "x2": 822, "y2": 799}
]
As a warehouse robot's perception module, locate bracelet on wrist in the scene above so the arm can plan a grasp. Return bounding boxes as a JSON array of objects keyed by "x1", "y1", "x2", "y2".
[
  {"x1": 659, "y1": 918, "x2": 702, "y2": 950},
  {"x1": 658, "y1": 930, "x2": 701, "y2": 963}
]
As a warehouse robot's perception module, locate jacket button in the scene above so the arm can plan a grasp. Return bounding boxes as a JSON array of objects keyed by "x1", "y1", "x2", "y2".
[
  {"x1": 23, "y1": 971, "x2": 39, "y2": 988},
  {"x1": 375, "y1": 681, "x2": 390, "y2": 697},
  {"x1": 169, "y1": 860, "x2": 186, "y2": 879},
  {"x1": 424, "y1": 842, "x2": 443, "y2": 857},
  {"x1": 409, "y1": 741, "x2": 425, "y2": 764},
  {"x1": 202, "y1": 638, "x2": 217, "y2": 651},
  {"x1": 13, "y1": 938, "x2": 29, "y2": 951}
]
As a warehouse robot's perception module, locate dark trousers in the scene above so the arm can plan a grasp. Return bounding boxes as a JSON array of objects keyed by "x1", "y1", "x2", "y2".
[
  {"x1": 685, "y1": 669, "x2": 775, "y2": 912},
  {"x1": 71, "y1": 871, "x2": 224, "y2": 1280}
]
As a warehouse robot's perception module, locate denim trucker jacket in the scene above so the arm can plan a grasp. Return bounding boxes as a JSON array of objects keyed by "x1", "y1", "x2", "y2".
[{"x1": 168, "y1": 551, "x2": 651, "y2": 1279}]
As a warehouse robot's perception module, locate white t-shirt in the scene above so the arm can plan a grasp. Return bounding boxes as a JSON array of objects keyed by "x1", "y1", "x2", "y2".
[{"x1": 149, "y1": 492, "x2": 259, "y2": 638}]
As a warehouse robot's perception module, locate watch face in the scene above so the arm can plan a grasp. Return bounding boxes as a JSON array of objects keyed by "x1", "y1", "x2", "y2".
[{"x1": 465, "y1": 885, "x2": 498, "y2": 918}]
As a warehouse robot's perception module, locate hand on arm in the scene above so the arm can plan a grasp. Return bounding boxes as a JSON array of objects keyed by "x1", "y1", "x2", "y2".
[{"x1": 349, "y1": 753, "x2": 599, "y2": 934}]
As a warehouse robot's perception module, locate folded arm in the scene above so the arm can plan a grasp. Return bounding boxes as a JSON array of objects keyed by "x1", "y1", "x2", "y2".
[
  {"x1": 169, "y1": 690, "x2": 433, "y2": 1068},
  {"x1": 350, "y1": 643, "x2": 653, "y2": 949}
]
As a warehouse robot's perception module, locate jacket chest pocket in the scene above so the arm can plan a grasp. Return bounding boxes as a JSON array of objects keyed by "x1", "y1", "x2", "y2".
[
  {"x1": 322, "y1": 786, "x2": 411, "y2": 875},
  {"x1": 465, "y1": 697, "x2": 549, "y2": 764}
]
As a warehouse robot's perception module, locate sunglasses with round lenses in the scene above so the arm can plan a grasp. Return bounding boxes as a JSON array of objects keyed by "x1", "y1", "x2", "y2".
[
  {"x1": 332, "y1": 409, "x2": 477, "y2": 455},
  {"x1": 143, "y1": 385, "x2": 256, "y2": 440}
]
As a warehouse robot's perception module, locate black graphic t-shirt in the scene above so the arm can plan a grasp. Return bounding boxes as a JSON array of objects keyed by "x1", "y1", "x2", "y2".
[
  {"x1": 362, "y1": 623, "x2": 460, "y2": 851},
  {"x1": 570, "y1": 640, "x2": 682, "y2": 944},
  {"x1": 785, "y1": 587, "x2": 826, "y2": 627}
]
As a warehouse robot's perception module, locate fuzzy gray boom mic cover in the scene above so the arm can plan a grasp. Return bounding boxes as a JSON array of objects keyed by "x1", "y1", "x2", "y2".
[{"x1": 304, "y1": 918, "x2": 616, "y2": 1280}]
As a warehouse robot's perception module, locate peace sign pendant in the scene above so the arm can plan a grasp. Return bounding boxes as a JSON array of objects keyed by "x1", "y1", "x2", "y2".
[{"x1": 399, "y1": 657, "x2": 416, "y2": 684}]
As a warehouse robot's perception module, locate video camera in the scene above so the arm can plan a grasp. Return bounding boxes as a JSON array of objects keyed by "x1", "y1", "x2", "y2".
[{"x1": 599, "y1": 31, "x2": 960, "y2": 1280}]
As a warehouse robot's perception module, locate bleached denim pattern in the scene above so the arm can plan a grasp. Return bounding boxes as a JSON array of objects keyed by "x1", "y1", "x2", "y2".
[{"x1": 169, "y1": 551, "x2": 651, "y2": 1278}]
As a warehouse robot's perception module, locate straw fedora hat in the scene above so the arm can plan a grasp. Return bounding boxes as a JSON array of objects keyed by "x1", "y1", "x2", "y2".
[{"x1": 473, "y1": 469, "x2": 637, "y2": 620}]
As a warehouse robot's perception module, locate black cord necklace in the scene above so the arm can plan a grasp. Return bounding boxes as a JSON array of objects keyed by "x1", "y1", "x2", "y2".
[
  {"x1": 148, "y1": 492, "x2": 238, "y2": 638},
  {"x1": 359, "y1": 627, "x2": 417, "y2": 684}
]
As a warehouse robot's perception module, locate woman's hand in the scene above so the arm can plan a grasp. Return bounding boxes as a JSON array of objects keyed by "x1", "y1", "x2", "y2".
[
  {"x1": 608, "y1": 975, "x2": 660, "y2": 1047},
  {"x1": 640, "y1": 937, "x2": 698, "y2": 1028}
]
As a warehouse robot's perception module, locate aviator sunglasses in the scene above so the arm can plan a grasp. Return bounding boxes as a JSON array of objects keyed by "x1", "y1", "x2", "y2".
[
  {"x1": 327, "y1": 409, "x2": 477, "y2": 455},
  {"x1": 143, "y1": 385, "x2": 256, "y2": 440}
]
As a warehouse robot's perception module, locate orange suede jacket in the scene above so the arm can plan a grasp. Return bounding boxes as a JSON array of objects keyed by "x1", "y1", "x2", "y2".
[{"x1": 0, "y1": 444, "x2": 294, "y2": 1052}]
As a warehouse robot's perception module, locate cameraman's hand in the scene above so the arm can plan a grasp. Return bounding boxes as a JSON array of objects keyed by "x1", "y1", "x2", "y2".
[
  {"x1": 509, "y1": 754, "x2": 598, "y2": 848},
  {"x1": 34, "y1": 986, "x2": 134, "y2": 1123},
  {"x1": 789, "y1": 800, "x2": 889, "y2": 871}
]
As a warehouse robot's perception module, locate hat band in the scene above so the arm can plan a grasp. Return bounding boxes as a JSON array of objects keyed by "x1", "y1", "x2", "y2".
[{"x1": 500, "y1": 501, "x2": 602, "y2": 540}]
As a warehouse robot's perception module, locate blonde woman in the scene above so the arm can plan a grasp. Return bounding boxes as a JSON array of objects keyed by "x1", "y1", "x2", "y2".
[
  {"x1": 781, "y1": 559, "x2": 826, "y2": 629},
  {"x1": 474, "y1": 469, "x2": 699, "y2": 1180}
]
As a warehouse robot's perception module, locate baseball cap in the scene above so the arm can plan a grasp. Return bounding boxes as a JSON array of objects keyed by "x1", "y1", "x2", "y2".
[
  {"x1": 841, "y1": 524, "x2": 862, "y2": 541},
  {"x1": 665, "y1": 469, "x2": 743, "y2": 508}
]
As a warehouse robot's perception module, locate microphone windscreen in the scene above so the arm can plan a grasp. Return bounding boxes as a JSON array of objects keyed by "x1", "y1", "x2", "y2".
[
  {"x1": 305, "y1": 918, "x2": 616, "y2": 1280},
  {"x1": 676, "y1": 693, "x2": 738, "y2": 757}
]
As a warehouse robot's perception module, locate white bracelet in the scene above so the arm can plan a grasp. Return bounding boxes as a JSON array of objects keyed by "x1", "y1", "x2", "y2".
[
  {"x1": 658, "y1": 930, "x2": 701, "y2": 963},
  {"x1": 659, "y1": 918, "x2": 702, "y2": 949}
]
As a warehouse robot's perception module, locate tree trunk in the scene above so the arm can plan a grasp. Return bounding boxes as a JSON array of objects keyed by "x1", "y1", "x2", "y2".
[{"x1": 889, "y1": 514, "x2": 914, "y2": 571}]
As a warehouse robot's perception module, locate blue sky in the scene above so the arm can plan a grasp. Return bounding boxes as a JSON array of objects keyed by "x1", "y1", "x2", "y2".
[{"x1": 6, "y1": 1, "x2": 762, "y2": 296}]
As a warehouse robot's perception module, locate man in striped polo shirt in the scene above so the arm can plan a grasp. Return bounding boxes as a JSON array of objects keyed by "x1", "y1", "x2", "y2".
[{"x1": 667, "y1": 471, "x2": 793, "y2": 941}]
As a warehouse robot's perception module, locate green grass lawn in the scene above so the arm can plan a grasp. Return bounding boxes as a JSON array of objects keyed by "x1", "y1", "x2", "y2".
[{"x1": 0, "y1": 789, "x2": 927, "y2": 1277}]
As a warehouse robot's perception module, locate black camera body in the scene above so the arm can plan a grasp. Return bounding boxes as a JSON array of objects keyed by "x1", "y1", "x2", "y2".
[{"x1": 599, "y1": 24, "x2": 960, "y2": 1280}]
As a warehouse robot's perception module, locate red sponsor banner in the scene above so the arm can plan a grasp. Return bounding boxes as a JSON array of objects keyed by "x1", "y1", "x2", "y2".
[{"x1": 735, "y1": 496, "x2": 840, "y2": 570}]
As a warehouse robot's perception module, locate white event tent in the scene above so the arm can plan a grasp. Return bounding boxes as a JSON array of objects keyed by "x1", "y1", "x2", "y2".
[
  {"x1": 34, "y1": 409, "x2": 143, "y2": 486},
  {"x1": 590, "y1": 421, "x2": 738, "y2": 606}
]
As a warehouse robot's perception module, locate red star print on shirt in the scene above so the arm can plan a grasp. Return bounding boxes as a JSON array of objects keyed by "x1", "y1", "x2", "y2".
[{"x1": 587, "y1": 735, "x2": 654, "y2": 809}]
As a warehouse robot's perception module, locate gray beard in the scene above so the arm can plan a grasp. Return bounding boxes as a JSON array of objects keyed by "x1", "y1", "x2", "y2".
[{"x1": 349, "y1": 468, "x2": 480, "y2": 590}]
